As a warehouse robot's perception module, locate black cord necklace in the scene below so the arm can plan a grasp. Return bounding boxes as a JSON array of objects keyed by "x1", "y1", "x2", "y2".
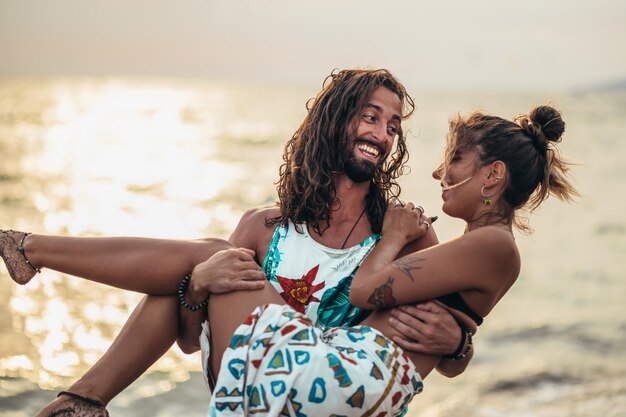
[{"x1": 340, "y1": 207, "x2": 367, "y2": 249}]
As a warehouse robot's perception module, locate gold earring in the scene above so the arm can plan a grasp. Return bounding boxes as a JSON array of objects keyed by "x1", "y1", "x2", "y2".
[{"x1": 481, "y1": 185, "x2": 493, "y2": 206}]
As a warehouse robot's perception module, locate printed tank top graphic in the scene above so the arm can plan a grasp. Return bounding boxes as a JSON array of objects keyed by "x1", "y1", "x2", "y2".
[{"x1": 262, "y1": 220, "x2": 380, "y2": 328}]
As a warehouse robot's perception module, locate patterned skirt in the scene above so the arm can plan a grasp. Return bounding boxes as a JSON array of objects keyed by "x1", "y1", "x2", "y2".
[{"x1": 207, "y1": 304, "x2": 423, "y2": 416}]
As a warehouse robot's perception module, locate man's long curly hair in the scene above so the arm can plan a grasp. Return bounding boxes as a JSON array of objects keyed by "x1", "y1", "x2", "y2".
[{"x1": 266, "y1": 69, "x2": 415, "y2": 235}]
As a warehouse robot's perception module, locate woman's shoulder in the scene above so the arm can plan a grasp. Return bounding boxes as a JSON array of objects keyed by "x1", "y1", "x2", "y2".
[
  {"x1": 464, "y1": 225, "x2": 516, "y2": 245},
  {"x1": 464, "y1": 226, "x2": 521, "y2": 280},
  {"x1": 462, "y1": 226, "x2": 520, "y2": 272}
]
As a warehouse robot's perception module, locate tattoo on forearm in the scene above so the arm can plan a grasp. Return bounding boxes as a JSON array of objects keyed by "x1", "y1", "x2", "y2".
[
  {"x1": 392, "y1": 257, "x2": 426, "y2": 282},
  {"x1": 368, "y1": 277, "x2": 396, "y2": 308}
]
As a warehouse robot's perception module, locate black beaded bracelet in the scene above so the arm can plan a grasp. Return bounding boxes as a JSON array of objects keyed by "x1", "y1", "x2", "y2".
[
  {"x1": 178, "y1": 273, "x2": 208, "y2": 312},
  {"x1": 443, "y1": 326, "x2": 473, "y2": 361},
  {"x1": 452, "y1": 329, "x2": 473, "y2": 361}
]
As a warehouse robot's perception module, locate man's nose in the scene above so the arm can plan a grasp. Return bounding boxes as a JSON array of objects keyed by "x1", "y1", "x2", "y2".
[{"x1": 372, "y1": 122, "x2": 388, "y2": 142}]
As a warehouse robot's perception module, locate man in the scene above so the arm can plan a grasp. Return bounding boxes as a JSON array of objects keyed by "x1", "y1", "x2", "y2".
[
  {"x1": 180, "y1": 69, "x2": 471, "y2": 385},
  {"x1": 33, "y1": 69, "x2": 469, "y2": 417}
]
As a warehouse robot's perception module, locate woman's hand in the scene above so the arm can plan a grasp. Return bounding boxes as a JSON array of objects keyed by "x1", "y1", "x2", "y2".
[
  {"x1": 189, "y1": 248, "x2": 266, "y2": 300},
  {"x1": 382, "y1": 201, "x2": 432, "y2": 246}
]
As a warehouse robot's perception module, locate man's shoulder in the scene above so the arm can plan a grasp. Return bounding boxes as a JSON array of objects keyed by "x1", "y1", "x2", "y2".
[
  {"x1": 238, "y1": 206, "x2": 280, "y2": 227},
  {"x1": 229, "y1": 205, "x2": 280, "y2": 249}
]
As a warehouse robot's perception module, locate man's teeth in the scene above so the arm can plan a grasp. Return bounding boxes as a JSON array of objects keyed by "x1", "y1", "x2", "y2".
[{"x1": 358, "y1": 144, "x2": 380, "y2": 156}]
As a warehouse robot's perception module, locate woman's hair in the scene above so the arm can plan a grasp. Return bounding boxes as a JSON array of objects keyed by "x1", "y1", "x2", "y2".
[
  {"x1": 266, "y1": 68, "x2": 415, "y2": 235},
  {"x1": 441, "y1": 104, "x2": 578, "y2": 233}
]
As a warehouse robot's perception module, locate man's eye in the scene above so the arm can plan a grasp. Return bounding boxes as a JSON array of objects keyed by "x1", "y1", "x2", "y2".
[
  {"x1": 388, "y1": 126, "x2": 398, "y2": 135},
  {"x1": 363, "y1": 114, "x2": 375, "y2": 122}
]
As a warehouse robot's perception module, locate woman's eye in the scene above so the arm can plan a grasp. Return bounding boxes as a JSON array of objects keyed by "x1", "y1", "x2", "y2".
[{"x1": 363, "y1": 114, "x2": 375, "y2": 122}]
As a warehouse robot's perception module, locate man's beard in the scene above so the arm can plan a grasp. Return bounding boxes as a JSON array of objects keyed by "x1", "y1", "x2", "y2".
[{"x1": 343, "y1": 154, "x2": 378, "y2": 183}]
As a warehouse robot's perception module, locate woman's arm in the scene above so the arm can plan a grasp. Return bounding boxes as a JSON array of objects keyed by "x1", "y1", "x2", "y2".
[
  {"x1": 350, "y1": 207, "x2": 519, "y2": 312},
  {"x1": 396, "y1": 221, "x2": 439, "y2": 258}
]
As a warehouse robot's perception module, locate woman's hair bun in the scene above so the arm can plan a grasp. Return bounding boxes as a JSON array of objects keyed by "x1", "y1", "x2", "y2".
[{"x1": 528, "y1": 105, "x2": 565, "y2": 143}]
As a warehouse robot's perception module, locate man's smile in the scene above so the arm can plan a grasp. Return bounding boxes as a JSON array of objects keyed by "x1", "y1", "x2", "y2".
[{"x1": 355, "y1": 139, "x2": 384, "y2": 163}]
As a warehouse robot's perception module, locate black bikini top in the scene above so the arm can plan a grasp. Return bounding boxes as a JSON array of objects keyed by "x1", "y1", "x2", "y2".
[{"x1": 436, "y1": 292, "x2": 484, "y2": 326}]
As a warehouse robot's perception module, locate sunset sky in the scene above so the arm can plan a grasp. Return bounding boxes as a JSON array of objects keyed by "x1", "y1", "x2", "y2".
[{"x1": 1, "y1": 0, "x2": 624, "y2": 91}]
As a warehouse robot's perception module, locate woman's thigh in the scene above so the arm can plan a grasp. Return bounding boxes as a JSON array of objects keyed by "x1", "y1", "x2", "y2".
[{"x1": 207, "y1": 280, "x2": 285, "y2": 374}]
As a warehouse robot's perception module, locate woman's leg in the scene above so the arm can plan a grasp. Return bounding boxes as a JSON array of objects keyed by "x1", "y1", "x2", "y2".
[
  {"x1": 0, "y1": 231, "x2": 238, "y2": 416},
  {"x1": 1, "y1": 230, "x2": 231, "y2": 294},
  {"x1": 34, "y1": 295, "x2": 180, "y2": 416},
  {"x1": 32, "y1": 266, "x2": 277, "y2": 415},
  {"x1": 207, "y1": 280, "x2": 285, "y2": 376}
]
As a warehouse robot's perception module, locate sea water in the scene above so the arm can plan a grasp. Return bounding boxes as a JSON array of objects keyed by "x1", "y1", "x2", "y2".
[{"x1": 0, "y1": 77, "x2": 624, "y2": 416}]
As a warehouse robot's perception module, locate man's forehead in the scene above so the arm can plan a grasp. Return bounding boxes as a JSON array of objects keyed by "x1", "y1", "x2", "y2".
[{"x1": 364, "y1": 87, "x2": 402, "y2": 119}]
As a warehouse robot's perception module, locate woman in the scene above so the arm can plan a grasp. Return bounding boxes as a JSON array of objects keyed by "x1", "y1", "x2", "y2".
[
  {"x1": 193, "y1": 104, "x2": 577, "y2": 415},
  {"x1": 1, "y1": 104, "x2": 576, "y2": 416}
]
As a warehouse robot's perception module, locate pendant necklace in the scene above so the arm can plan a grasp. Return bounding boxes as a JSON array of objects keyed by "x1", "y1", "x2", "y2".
[{"x1": 340, "y1": 207, "x2": 367, "y2": 249}]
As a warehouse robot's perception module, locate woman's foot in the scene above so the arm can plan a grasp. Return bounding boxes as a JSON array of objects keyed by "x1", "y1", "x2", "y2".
[
  {"x1": 0, "y1": 229, "x2": 40, "y2": 285},
  {"x1": 34, "y1": 391, "x2": 109, "y2": 417}
]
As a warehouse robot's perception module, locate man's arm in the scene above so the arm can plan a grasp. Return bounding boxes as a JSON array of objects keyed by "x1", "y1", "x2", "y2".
[
  {"x1": 437, "y1": 340, "x2": 473, "y2": 377},
  {"x1": 227, "y1": 207, "x2": 278, "y2": 263},
  {"x1": 177, "y1": 301, "x2": 207, "y2": 354},
  {"x1": 389, "y1": 301, "x2": 472, "y2": 377},
  {"x1": 175, "y1": 207, "x2": 274, "y2": 353}
]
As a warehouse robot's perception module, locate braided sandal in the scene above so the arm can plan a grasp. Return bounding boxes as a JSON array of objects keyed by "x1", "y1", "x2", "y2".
[
  {"x1": 0, "y1": 229, "x2": 41, "y2": 285},
  {"x1": 38, "y1": 391, "x2": 109, "y2": 417}
]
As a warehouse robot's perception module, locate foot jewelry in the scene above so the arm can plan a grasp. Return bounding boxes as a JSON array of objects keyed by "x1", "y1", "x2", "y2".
[
  {"x1": 57, "y1": 391, "x2": 106, "y2": 407},
  {"x1": 0, "y1": 229, "x2": 41, "y2": 284},
  {"x1": 49, "y1": 390, "x2": 109, "y2": 417},
  {"x1": 15, "y1": 231, "x2": 41, "y2": 273}
]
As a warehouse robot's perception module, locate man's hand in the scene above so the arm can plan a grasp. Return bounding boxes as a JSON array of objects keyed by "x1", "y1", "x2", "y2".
[
  {"x1": 177, "y1": 247, "x2": 266, "y2": 354},
  {"x1": 189, "y1": 248, "x2": 266, "y2": 300},
  {"x1": 388, "y1": 301, "x2": 461, "y2": 356}
]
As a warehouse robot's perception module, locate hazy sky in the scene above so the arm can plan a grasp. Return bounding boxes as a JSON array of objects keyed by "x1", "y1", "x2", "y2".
[{"x1": 1, "y1": 0, "x2": 625, "y2": 91}]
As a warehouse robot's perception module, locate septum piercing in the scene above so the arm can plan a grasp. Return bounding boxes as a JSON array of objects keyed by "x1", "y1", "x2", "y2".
[{"x1": 441, "y1": 176, "x2": 473, "y2": 191}]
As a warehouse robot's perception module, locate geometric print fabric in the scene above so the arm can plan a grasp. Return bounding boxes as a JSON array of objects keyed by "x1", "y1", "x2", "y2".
[{"x1": 208, "y1": 304, "x2": 423, "y2": 416}]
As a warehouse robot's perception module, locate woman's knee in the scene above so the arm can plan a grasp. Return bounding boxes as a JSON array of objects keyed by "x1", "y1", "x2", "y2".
[{"x1": 189, "y1": 238, "x2": 234, "y2": 268}]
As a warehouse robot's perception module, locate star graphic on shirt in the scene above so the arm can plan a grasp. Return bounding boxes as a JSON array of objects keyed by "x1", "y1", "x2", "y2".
[{"x1": 276, "y1": 265, "x2": 325, "y2": 314}]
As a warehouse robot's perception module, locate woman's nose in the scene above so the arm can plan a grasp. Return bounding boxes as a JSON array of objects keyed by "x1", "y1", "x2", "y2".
[{"x1": 432, "y1": 164, "x2": 444, "y2": 180}]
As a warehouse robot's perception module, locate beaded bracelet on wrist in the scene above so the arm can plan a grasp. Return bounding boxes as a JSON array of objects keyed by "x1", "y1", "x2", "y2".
[
  {"x1": 16, "y1": 231, "x2": 41, "y2": 273},
  {"x1": 177, "y1": 273, "x2": 208, "y2": 312},
  {"x1": 451, "y1": 329, "x2": 473, "y2": 361},
  {"x1": 443, "y1": 326, "x2": 473, "y2": 361},
  {"x1": 443, "y1": 325, "x2": 466, "y2": 359}
]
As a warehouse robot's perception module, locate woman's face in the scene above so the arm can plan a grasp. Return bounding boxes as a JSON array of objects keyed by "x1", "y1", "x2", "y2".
[{"x1": 433, "y1": 147, "x2": 487, "y2": 220}]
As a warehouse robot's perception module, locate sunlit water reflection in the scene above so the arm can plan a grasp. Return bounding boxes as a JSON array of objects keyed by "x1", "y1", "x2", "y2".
[{"x1": 0, "y1": 78, "x2": 305, "y2": 394}]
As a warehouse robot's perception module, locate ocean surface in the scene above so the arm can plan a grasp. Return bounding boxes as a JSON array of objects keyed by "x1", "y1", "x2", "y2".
[{"x1": 0, "y1": 77, "x2": 624, "y2": 416}]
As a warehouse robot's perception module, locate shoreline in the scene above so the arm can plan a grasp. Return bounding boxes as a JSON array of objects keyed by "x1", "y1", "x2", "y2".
[{"x1": 2, "y1": 370, "x2": 625, "y2": 416}]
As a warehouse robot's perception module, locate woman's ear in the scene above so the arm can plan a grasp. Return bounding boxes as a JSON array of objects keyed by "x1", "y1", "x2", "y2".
[{"x1": 485, "y1": 160, "x2": 506, "y2": 186}]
